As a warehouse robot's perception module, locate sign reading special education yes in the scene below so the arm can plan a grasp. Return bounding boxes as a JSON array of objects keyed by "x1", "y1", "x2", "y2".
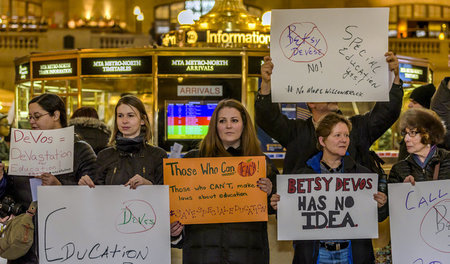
[
  {"x1": 8, "y1": 127, "x2": 74, "y2": 176},
  {"x1": 81, "y1": 56, "x2": 152, "y2": 75},
  {"x1": 270, "y1": 8, "x2": 389, "y2": 102},
  {"x1": 158, "y1": 56, "x2": 242, "y2": 74},
  {"x1": 32, "y1": 59, "x2": 77, "y2": 78},
  {"x1": 388, "y1": 180, "x2": 450, "y2": 264},
  {"x1": 164, "y1": 156, "x2": 267, "y2": 224},
  {"x1": 38, "y1": 186, "x2": 171, "y2": 264},
  {"x1": 277, "y1": 173, "x2": 378, "y2": 240}
]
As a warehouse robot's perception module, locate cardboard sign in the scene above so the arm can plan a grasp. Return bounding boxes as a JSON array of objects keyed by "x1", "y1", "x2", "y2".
[
  {"x1": 389, "y1": 180, "x2": 450, "y2": 263},
  {"x1": 164, "y1": 156, "x2": 267, "y2": 224},
  {"x1": 38, "y1": 186, "x2": 171, "y2": 264},
  {"x1": 270, "y1": 8, "x2": 389, "y2": 102},
  {"x1": 277, "y1": 173, "x2": 378, "y2": 240},
  {"x1": 8, "y1": 127, "x2": 74, "y2": 176}
]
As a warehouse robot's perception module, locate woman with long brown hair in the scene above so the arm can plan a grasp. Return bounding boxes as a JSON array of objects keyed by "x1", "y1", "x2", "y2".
[{"x1": 171, "y1": 98, "x2": 277, "y2": 264}]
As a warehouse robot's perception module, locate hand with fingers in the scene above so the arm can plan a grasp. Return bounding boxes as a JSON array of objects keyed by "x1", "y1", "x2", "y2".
[
  {"x1": 78, "y1": 175, "x2": 95, "y2": 188},
  {"x1": 124, "y1": 174, "x2": 152, "y2": 189}
]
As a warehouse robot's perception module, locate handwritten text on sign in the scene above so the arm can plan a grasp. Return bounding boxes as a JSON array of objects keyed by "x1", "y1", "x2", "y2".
[
  {"x1": 164, "y1": 156, "x2": 267, "y2": 224},
  {"x1": 270, "y1": 8, "x2": 389, "y2": 102},
  {"x1": 8, "y1": 127, "x2": 74, "y2": 176},
  {"x1": 277, "y1": 173, "x2": 378, "y2": 240},
  {"x1": 389, "y1": 180, "x2": 450, "y2": 264},
  {"x1": 38, "y1": 186, "x2": 171, "y2": 264}
]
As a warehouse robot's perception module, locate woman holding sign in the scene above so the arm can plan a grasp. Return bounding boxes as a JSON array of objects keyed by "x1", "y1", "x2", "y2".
[
  {"x1": 78, "y1": 95, "x2": 167, "y2": 188},
  {"x1": 171, "y1": 99, "x2": 277, "y2": 264},
  {"x1": 1, "y1": 93, "x2": 97, "y2": 264},
  {"x1": 270, "y1": 113, "x2": 387, "y2": 264},
  {"x1": 389, "y1": 108, "x2": 450, "y2": 184}
]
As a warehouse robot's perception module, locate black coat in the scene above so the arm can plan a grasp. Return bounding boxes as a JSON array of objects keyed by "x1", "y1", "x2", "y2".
[
  {"x1": 177, "y1": 148, "x2": 278, "y2": 264},
  {"x1": 292, "y1": 154, "x2": 376, "y2": 264},
  {"x1": 431, "y1": 77, "x2": 450, "y2": 150},
  {"x1": 69, "y1": 117, "x2": 111, "y2": 154},
  {"x1": 255, "y1": 82, "x2": 403, "y2": 174},
  {"x1": 6, "y1": 138, "x2": 97, "y2": 264},
  {"x1": 94, "y1": 142, "x2": 167, "y2": 185},
  {"x1": 389, "y1": 147, "x2": 450, "y2": 183}
]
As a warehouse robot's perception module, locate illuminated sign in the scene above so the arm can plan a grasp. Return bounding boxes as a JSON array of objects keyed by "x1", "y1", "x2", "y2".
[
  {"x1": 33, "y1": 59, "x2": 77, "y2": 78},
  {"x1": 177, "y1": 85, "x2": 223, "y2": 96},
  {"x1": 158, "y1": 56, "x2": 242, "y2": 74},
  {"x1": 15, "y1": 63, "x2": 30, "y2": 81},
  {"x1": 81, "y1": 56, "x2": 152, "y2": 75},
  {"x1": 399, "y1": 64, "x2": 428, "y2": 83},
  {"x1": 162, "y1": 30, "x2": 270, "y2": 47},
  {"x1": 248, "y1": 56, "x2": 265, "y2": 75}
]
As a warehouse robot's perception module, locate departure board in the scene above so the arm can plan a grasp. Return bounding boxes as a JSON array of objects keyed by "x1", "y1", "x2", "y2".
[{"x1": 166, "y1": 101, "x2": 218, "y2": 140}]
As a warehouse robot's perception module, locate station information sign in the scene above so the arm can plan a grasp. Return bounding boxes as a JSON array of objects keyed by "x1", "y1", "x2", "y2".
[
  {"x1": 32, "y1": 59, "x2": 77, "y2": 78},
  {"x1": 15, "y1": 62, "x2": 30, "y2": 81},
  {"x1": 399, "y1": 64, "x2": 429, "y2": 83},
  {"x1": 81, "y1": 56, "x2": 153, "y2": 75},
  {"x1": 158, "y1": 56, "x2": 242, "y2": 74}
]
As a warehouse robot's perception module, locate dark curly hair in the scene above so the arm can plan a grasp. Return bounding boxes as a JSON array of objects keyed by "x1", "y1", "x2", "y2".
[{"x1": 399, "y1": 108, "x2": 446, "y2": 145}]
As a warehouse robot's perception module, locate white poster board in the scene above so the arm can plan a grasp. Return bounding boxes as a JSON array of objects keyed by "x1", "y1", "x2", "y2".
[
  {"x1": 38, "y1": 186, "x2": 171, "y2": 264},
  {"x1": 389, "y1": 180, "x2": 450, "y2": 263},
  {"x1": 270, "y1": 8, "x2": 389, "y2": 102},
  {"x1": 8, "y1": 127, "x2": 74, "y2": 176},
  {"x1": 277, "y1": 173, "x2": 378, "y2": 240}
]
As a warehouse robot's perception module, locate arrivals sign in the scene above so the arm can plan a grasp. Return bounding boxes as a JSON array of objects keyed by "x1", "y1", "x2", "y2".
[
  {"x1": 158, "y1": 56, "x2": 242, "y2": 74},
  {"x1": 177, "y1": 85, "x2": 223, "y2": 96},
  {"x1": 164, "y1": 156, "x2": 267, "y2": 224},
  {"x1": 81, "y1": 56, "x2": 153, "y2": 75},
  {"x1": 32, "y1": 59, "x2": 77, "y2": 78}
]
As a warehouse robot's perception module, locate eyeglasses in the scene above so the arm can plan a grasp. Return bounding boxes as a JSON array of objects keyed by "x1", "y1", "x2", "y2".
[
  {"x1": 27, "y1": 113, "x2": 49, "y2": 121},
  {"x1": 401, "y1": 130, "x2": 420, "y2": 137}
]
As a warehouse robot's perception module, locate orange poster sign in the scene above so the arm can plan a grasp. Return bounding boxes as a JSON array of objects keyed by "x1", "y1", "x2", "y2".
[{"x1": 164, "y1": 156, "x2": 267, "y2": 224}]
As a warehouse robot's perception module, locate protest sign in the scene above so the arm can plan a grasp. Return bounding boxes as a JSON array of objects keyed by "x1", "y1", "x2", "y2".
[
  {"x1": 277, "y1": 173, "x2": 378, "y2": 240},
  {"x1": 389, "y1": 180, "x2": 450, "y2": 264},
  {"x1": 8, "y1": 127, "x2": 74, "y2": 176},
  {"x1": 38, "y1": 185, "x2": 171, "y2": 264},
  {"x1": 270, "y1": 8, "x2": 389, "y2": 102},
  {"x1": 164, "y1": 156, "x2": 267, "y2": 224}
]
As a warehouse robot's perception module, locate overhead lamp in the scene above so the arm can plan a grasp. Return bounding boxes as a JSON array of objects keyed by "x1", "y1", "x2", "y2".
[
  {"x1": 262, "y1": 11, "x2": 271, "y2": 27},
  {"x1": 133, "y1": 6, "x2": 141, "y2": 16},
  {"x1": 137, "y1": 13, "x2": 144, "y2": 21},
  {"x1": 178, "y1": 10, "x2": 195, "y2": 25}
]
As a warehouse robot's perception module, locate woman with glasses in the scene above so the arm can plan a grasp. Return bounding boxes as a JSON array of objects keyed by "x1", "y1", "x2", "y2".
[
  {"x1": 389, "y1": 108, "x2": 450, "y2": 184},
  {"x1": 1, "y1": 93, "x2": 97, "y2": 264}
]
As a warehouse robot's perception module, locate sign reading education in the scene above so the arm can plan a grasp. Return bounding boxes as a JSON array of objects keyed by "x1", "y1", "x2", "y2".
[
  {"x1": 164, "y1": 156, "x2": 267, "y2": 224},
  {"x1": 8, "y1": 127, "x2": 74, "y2": 176},
  {"x1": 38, "y1": 186, "x2": 171, "y2": 264},
  {"x1": 389, "y1": 180, "x2": 450, "y2": 264},
  {"x1": 277, "y1": 173, "x2": 378, "y2": 240},
  {"x1": 32, "y1": 59, "x2": 77, "y2": 78},
  {"x1": 270, "y1": 8, "x2": 389, "y2": 102},
  {"x1": 158, "y1": 56, "x2": 242, "y2": 74},
  {"x1": 81, "y1": 56, "x2": 153, "y2": 75}
]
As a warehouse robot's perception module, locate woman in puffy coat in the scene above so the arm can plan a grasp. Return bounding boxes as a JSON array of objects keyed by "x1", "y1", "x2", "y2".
[
  {"x1": 171, "y1": 99, "x2": 277, "y2": 264},
  {"x1": 69, "y1": 106, "x2": 111, "y2": 154},
  {"x1": 389, "y1": 108, "x2": 450, "y2": 184},
  {"x1": 78, "y1": 95, "x2": 167, "y2": 188}
]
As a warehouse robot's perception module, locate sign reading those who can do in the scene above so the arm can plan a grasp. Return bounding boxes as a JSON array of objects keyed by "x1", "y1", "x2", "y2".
[
  {"x1": 277, "y1": 173, "x2": 379, "y2": 240},
  {"x1": 164, "y1": 156, "x2": 267, "y2": 224}
]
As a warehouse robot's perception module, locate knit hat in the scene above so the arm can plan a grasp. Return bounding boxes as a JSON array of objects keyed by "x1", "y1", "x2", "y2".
[{"x1": 409, "y1": 83, "x2": 436, "y2": 109}]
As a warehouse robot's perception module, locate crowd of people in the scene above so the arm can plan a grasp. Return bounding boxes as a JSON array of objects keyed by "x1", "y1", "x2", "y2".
[{"x1": 0, "y1": 52, "x2": 448, "y2": 264}]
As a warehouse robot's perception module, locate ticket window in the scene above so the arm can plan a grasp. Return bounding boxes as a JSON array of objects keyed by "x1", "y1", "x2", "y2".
[{"x1": 157, "y1": 77, "x2": 242, "y2": 152}]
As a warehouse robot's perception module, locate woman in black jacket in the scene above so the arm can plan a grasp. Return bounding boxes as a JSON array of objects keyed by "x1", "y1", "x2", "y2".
[
  {"x1": 389, "y1": 108, "x2": 450, "y2": 184},
  {"x1": 271, "y1": 113, "x2": 387, "y2": 264},
  {"x1": 1, "y1": 93, "x2": 97, "y2": 264},
  {"x1": 78, "y1": 95, "x2": 167, "y2": 188},
  {"x1": 171, "y1": 99, "x2": 277, "y2": 264}
]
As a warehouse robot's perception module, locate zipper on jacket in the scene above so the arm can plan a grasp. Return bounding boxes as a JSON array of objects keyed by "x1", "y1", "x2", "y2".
[{"x1": 110, "y1": 166, "x2": 117, "y2": 185}]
